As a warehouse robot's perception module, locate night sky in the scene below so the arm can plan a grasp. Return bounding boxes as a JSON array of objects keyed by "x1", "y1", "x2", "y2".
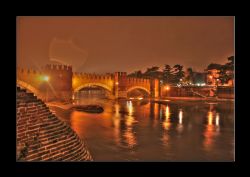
[{"x1": 17, "y1": 16, "x2": 234, "y2": 73}]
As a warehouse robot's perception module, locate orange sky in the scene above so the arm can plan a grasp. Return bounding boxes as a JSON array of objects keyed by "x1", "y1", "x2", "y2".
[{"x1": 17, "y1": 16, "x2": 234, "y2": 73}]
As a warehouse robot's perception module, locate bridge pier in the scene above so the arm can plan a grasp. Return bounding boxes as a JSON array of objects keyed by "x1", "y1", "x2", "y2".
[{"x1": 150, "y1": 79, "x2": 160, "y2": 98}]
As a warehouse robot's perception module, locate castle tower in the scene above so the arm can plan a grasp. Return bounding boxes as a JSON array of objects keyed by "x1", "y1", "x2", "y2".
[
  {"x1": 114, "y1": 72, "x2": 127, "y2": 98},
  {"x1": 42, "y1": 64, "x2": 73, "y2": 101}
]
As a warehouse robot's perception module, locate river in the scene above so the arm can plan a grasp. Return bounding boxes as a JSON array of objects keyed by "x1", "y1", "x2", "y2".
[{"x1": 50, "y1": 95, "x2": 234, "y2": 161}]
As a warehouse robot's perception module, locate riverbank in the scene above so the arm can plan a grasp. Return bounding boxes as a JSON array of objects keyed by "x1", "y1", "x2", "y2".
[
  {"x1": 46, "y1": 96, "x2": 234, "y2": 110},
  {"x1": 153, "y1": 97, "x2": 234, "y2": 102}
]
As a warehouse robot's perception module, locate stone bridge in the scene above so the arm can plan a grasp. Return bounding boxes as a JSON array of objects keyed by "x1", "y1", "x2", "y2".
[{"x1": 17, "y1": 64, "x2": 159, "y2": 101}]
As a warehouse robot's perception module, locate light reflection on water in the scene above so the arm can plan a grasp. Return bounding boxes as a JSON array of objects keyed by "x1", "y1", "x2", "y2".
[
  {"x1": 203, "y1": 105, "x2": 221, "y2": 152},
  {"x1": 64, "y1": 94, "x2": 234, "y2": 161}
]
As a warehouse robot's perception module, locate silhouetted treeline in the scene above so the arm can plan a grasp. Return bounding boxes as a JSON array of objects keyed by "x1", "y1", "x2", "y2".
[{"x1": 128, "y1": 56, "x2": 234, "y2": 85}]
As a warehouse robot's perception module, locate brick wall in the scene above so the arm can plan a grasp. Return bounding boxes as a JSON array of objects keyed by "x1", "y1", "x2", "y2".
[
  {"x1": 217, "y1": 86, "x2": 234, "y2": 99},
  {"x1": 160, "y1": 86, "x2": 211, "y2": 97},
  {"x1": 16, "y1": 86, "x2": 93, "y2": 161}
]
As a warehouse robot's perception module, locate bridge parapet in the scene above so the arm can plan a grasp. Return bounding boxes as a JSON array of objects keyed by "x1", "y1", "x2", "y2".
[
  {"x1": 17, "y1": 67, "x2": 46, "y2": 92},
  {"x1": 17, "y1": 66, "x2": 159, "y2": 100},
  {"x1": 44, "y1": 64, "x2": 72, "y2": 71},
  {"x1": 73, "y1": 72, "x2": 113, "y2": 80},
  {"x1": 17, "y1": 65, "x2": 73, "y2": 101},
  {"x1": 127, "y1": 77, "x2": 150, "y2": 84},
  {"x1": 126, "y1": 77, "x2": 151, "y2": 92},
  {"x1": 17, "y1": 67, "x2": 44, "y2": 75},
  {"x1": 72, "y1": 72, "x2": 114, "y2": 92}
]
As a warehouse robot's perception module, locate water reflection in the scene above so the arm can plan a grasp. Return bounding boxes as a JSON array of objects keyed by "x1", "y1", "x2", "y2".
[
  {"x1": 64, "y1": 92, "x2": 234, "y2": 161},
  {"x1": 114, "y1": 103, "x2": 120, "y2": 117},
  {"x1": 215, "y1": 113, "x2": 220, "y2": 127},
  {"x1": 179, "y1": 109, "x2": 183, "y2": 125},
  {"x1": 203, "y1": 105, "x2": 220, "y2": 151},
  {"x1": 161, "y1": 105, "x2": 171, "y2": 148},
  {"x1": 177, "y1": 109, "x2": 184, "y2": 134},
  {"x1": 163, "y1": 105, "x2": 171, "y2": 130},
  {"x1": 123, "y1": 116, "x2": 137, "y2": 149},
  {"x1": 127, "y1": 101, "x2": 133, "y2": 116},
  {"x1": 150, "y1": 102, "x2": 160, "y2": 120},
  {"x1": 113, "y1": 101, "x2": 138, "y2": 149},
  {"x1": 113, "y1": 102, "x2": 121, "y2": 146}
]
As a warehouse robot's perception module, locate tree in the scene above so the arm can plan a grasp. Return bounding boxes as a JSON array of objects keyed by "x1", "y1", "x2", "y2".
[
  {"x1": 143, "y1": 66, "x2": 162, "y2": 79},
  {"x1": 206, "y1": 63, "x2": 223, "y2": 70},
  {"x1": 218, "y1": 56, "x2": 234, "y2": 85},
  {"x1": 227, "y1": 56, "x2": 234, "y2": 66},
  {"x1": 162, "y1": 64, "x2": 173, "y2": 84},
  {"x1": 128, "y1": 70, "x2": 143, "y2": 77},
  {"x1": 218, "y1": 65, "x2": 231, "y2": 85},
  {"x1": 172, "y1": 64, "x2": 185, "y2": 84},
  {"x1": 185, "y1": 67, "x2": 194, "y2": 84}
]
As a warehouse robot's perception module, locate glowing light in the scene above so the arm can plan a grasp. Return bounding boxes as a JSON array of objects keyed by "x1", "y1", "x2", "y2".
[
  {"x1": 138, "y1": 97, "x2": 143, "y2": 100},
  {"x1": 115, "y1": 82, "x2": 119, "y2": 85},
  {"x1": 42, "y1": 75, "x2": 49, "y2": 81},
  {"x1": 165, "y1": 86, "x2": 170, "y2": 91},
  {"x1": 179, "y1": 109, "x2": 183, "y2": 124},
  {"x1": 163, "y1": 105, "x2": 171, "y2": 130},
  {"x1": 215, "y1": 113, "x2": 220, "y2": 126},
  {"x1": 208, "y1": 111, "x2": 213, "y2": 125},
  {"x1": 209, "y1": 75, "x2": 213, "y2": 79},
  {"x1": 127, "y1": 101, "x2": 133, "y2": 116},
  {"x1": 165, "y1": 105, "x2": 170, "y2": 119}
]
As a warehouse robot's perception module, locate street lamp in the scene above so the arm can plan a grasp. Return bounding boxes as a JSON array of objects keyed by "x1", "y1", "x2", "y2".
[
  {"x1": 42, "y1": 75, "x2": 49, "y2": 82},
  {"x1": 164, "y1": 85, "x2": 170, "y2": 97},
  {"x1": 165, "y1": 86, "x2": 170, "y2": 91}
]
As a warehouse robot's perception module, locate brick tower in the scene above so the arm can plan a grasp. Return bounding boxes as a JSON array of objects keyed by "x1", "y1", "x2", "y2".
[
  {"x1": 42, "y1": 64, "x2": 73, "y2": 101},
  {"x1": 114, "y1": 72, "x2": 127, "y2": 98}
]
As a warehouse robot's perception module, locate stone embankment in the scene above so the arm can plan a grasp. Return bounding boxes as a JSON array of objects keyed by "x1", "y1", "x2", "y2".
[{"x1": 16, "y1": 86, "x2": 93, "y2": 161}]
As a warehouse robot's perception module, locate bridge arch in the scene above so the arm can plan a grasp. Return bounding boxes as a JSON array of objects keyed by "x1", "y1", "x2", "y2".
[
  {"x1": 126, "y1": 86, "x2": 150, "y2": 95},
  {"x1": 17, "y1": 80, "x2": 42, "y2": 99},
  {"x1": 73, "y1": 82, "x2": 113, "y2": 93}
]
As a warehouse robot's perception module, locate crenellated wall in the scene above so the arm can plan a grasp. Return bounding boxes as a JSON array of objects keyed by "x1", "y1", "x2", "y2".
[
  {"x1": 17, "y1": 65, "x2": 159, "y2": 99},
  {"x1": 114, "y1": 72, "x2": 158, "y2": 98},
  {"x1": 17, "y1": 64, "x2": 73, "y2": 101},
  {"x1": 127, "y1": 77, "x2": 151, "y2": 93},
  {"x1": 73, "y1": 72, "x2": 114, "y2": 93},
  {"x1": 16, "y1": 86, "x2": 93, "y2": 161}
]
